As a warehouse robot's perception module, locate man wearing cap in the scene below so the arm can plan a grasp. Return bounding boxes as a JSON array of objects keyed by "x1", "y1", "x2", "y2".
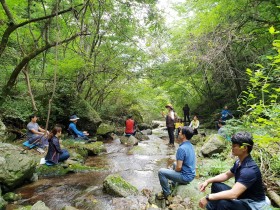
[
  {"x1": 68, "y1": 115, "x2": 89, "y2": 140},
  {"x1": 198, "y1": 131, "x2": 270, "y2": 210},
  {"x1": 162, "y1": 104, "x2": 175, "y2": 147}
]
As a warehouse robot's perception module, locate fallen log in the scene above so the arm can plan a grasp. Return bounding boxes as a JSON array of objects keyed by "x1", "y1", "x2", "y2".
[{"x1": 267, "y1": 190, "x2": 280, "y2": 207}]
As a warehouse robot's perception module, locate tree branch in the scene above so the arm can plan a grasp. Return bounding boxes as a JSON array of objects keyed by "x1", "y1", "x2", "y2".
[
  {"x1": 2, "y1": 32, "x2": 90, "y2": 95},
  {"x1": 0, "y1": 3, "x2": 83, "y2": 57}
]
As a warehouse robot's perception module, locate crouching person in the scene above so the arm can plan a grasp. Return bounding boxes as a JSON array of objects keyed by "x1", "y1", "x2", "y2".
[
  {"x1": 199, "y1": 131, "x2": 270, "y2": 210},
  {"x1": 157, "y1": 126, "x2": 196, "y2": 203},
  {"x1": 45, "y1": 126, "x2": 70, "y2": 165}
]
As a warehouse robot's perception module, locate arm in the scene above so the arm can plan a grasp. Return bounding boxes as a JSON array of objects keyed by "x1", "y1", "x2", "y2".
[
  {"x1": 195, "y1": 121, "x2": 200, "y2": 129},
  {"x1": 52, "y1": 137, "x2": 63, "y2": 154},
  {"x1": 199, "y1": 170, "x2": 234, "y2": 192},
  {"x1": 30, "y1": 128, "x2": 44, "y2": 135},
  {"x1": 170, "y1": 111, "x2": 174, "y2": 120},
  {"x1": 199, "y1": 182, "x2": 247, "y2": 208},
  {"x1": 175, "y1": 160, "x2": 183, "y2": 172},
  {"x1": 69, "y1": 123, "x2": 84, "y2": 137}
]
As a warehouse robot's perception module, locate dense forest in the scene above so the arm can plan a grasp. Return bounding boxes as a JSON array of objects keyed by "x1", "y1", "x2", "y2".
[{"x1": 0, "y1": 0, "x2": 279, "y2": 208}]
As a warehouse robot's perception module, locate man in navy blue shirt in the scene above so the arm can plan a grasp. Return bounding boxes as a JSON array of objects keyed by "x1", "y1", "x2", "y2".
[
  {"x1": 156, "y1": 126, "x2": 196, "y2": 203},
  {"x1": 199, "y1": 132, "x2": 269, "y2": 210}
]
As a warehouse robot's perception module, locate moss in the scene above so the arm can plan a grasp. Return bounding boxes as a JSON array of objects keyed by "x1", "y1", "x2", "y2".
[{"x1": 36, "y1": 163, "x2": 99, "y2": 177}]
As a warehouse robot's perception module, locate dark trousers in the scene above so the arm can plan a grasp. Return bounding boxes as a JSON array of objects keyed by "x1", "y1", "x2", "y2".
[
  {"x1": 184, "y1": 113, "x2": 190, "y2": 124},
  {"x1": 167, "y1": 127, "x2": 175, "y2": 145},
  {"x1": 207, "y1": 183, "x2": 251, "y2": 210}
]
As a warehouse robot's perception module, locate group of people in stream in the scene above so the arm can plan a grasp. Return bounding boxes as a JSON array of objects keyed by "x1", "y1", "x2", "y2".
[
  {"x1": 158, "y1": 103, "x2": 271, "y2": 209},
  {"x1": 25, "y1": 114, "x2": 96, "y2": 165}
]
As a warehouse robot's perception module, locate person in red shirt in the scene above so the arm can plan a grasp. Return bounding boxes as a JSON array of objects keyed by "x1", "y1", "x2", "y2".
[{"x1": 125, "y1": 115, "x2": 136, "y2": 136}]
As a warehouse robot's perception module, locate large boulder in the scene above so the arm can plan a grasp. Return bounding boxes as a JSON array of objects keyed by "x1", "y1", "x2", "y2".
[
  {"x1": 120, "y1": 135, "x2": 139, "y2": 146},
  {"x1": 0, "y1": 143, "x2": 36, "y2": 191},
  {"x1": 96, "y1": 123, "x2": 115, "y2": 135},
  {"x1": 200, "y1": 134, "x2": 226, "y2": 157},
  {"x1": 137, "y1": 123, "x2": 152, "y2": 130},
  {"x1": 103, "y1": 174, "x2": 138, "y2": 197},
  {"x1": 190, "y1": 134, "x2": 205, "y2": 145}
]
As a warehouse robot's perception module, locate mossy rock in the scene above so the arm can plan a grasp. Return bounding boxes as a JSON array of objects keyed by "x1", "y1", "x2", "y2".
[
  {"x1": 3, "y1": 192, "x2": 21, "y2": 202},
  {"x1": 96, "y1": 123, "x2": 115, "y2": 135},
  {"x1": 103, "y1": 174, "x2": 138, "y2": 197},
  {"x1": 63, "y1": 140, "x2": 106, "y2": 156}
]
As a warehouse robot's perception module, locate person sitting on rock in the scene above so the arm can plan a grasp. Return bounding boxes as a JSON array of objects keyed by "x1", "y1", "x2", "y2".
[
  {"x1": 45, "y1": 126, "x2": 70, "y2": 165},
  {"x1": 175, "y1": 118, "x2": 184, "y2": 141},
  {"x1": 189, "y1": 115, "x2": 199, "y2": 135},
  {"x1": 26, "y1": 114, "x2": 49, "y2": 150},
  {"x1": 198, "y1": 131, "x2": 270, "y2": 210},
  {"x1": 68, "y1": 115, "x2": 90, "y2": 140},
  {"x1": 124, "y1": 114, "x2": 136, "y2": 136},
  {"x1": 156, "y1": 126, "x2": 196, "y2": 204}
]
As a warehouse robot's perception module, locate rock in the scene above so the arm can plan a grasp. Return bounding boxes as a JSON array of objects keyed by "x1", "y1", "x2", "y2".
[
  {"x1": 0, "y1": 143, "x2": 37, "y2": 191},
  {"x1": 112, "y1": 195, "x2": 148, "y2": 210},
  {"x1": 200, "y1": 134, "x2": 226, "y2": 157},
  {"x1": 137, "y1": 123, "x2": 152, "y2": 130},
  {"x1": 168, "y1": 203, "x2": 185, "y2": 210},
  {"x1": 190, "y1": 134, "x2": 205, "y2": 145},
  {"x1": 96, "y1": 123, "x2": 115, "y2": 135},
  {"x1": 103, "y1": 174, "x2": 138, "y2": 197},
  {"x1": 135, "y1": 132, "x2": 149, "y2": 141},
  {"x1": 0, "y1": 192, "x2": 7, "y2": 210},
  {"x1": 31, "y1": 201, "x2": 50, "y2": 210},
  {"x1": 172, "y1": 179, "x2": 202, "y2": 207},
  {"x1": 141, "y1": 129, "x2": 152, "y2": 135},
  {"x1": 62, "y1": 206, "x2": 79, "y2": 210},
  {"x1": 120, "y1": 135, "x2": 139, "y2": 146},
  {"x1": 3, "y1": 192, "x2": 21, "y2": 202},
  {"x1": 151, "y1": 122, "x2": 160, "y2": 129}
]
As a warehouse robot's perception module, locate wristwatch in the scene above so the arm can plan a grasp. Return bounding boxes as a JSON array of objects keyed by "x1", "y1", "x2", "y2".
[{"x1": 205, "y1": 194, "x2": 210, "y2": 201}]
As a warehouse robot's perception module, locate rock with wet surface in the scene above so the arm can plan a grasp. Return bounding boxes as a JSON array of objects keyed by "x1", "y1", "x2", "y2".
[
  {"x1": 135, "y1": 132, "x2": 149, "y2": 141},
  {"x1": 96, "y1": 123, "x2": 115, "y2": 135},
  {"x1": 120, "y1": 135, "x2": 139, "y2": 146},
  {"x1": 103, "y1": 174, "x2": 138, "y2": 197},
  {"x1": 200, "y1": 134, "x2": 226, "y2": 157},
  {"x1": 0, "y1": 143, "x2": 36, "y2": 191}
]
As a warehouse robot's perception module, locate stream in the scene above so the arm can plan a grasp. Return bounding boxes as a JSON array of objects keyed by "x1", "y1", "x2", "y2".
[{"x1": 7, "y1": 126, "x2": 183, "y2": 210}]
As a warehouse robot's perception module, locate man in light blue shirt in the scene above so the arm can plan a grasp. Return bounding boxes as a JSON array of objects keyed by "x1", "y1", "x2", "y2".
[{"x1": 157, "y1": 126, "x2": 196, "y2": 202}]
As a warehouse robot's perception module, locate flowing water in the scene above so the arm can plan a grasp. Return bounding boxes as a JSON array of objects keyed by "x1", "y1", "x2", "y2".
[{"x1": 8, "y1": 127, "x2": 179, "y2": 209}]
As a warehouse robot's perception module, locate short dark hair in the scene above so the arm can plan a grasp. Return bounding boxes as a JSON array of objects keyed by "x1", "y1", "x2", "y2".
[
  {"x1": 29, "y1": 114, "x2": 37, "y2": 121},
  {"x1": 181, "y1": 126, "x2": 194, "y2": 140},
  {"x1": 231, "y1": 132, "x2": 254, "y2": 153}
]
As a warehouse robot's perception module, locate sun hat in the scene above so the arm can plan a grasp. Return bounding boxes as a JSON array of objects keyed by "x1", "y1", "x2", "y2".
[
  {"x1": 69, "y1": 115, "x2": 80, "y2": 121},
  {"x1": 165, "y1": 104, "x2": 173, "y2": 109}
]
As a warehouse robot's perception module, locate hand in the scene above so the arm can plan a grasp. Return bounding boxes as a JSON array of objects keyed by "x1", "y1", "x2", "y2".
[
  {"x1": 199, "y1": 181, "x2": 208, "y2": 192},
  {"x1": 198, "y1": 197, "x2": 208, "y2": 208},
  {"x1": 83, "y1": 131, "x2": 89, "y2": 136}
]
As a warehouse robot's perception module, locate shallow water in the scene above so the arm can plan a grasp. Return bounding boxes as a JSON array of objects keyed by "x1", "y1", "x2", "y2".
[{"x1": 9, "y1": 129, "x2": 178, "y2": 209}]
